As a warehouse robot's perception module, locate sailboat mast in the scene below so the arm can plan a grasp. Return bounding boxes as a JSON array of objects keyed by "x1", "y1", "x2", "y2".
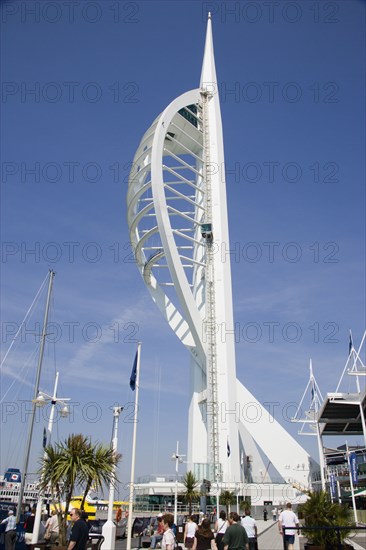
[{"x1": 16, "y1": 269, "x2": 55, "y2": 521}]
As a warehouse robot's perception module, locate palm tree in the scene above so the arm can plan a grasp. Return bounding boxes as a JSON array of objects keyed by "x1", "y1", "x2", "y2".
[
  {"x1": 298, "y1": 491, "x2": 354, "y2": 548},
  {"x1": 239, "y1": 499, "x2": 251, "y2": 512},
  {"x1": 220, "y1": 490, "x2": 236, "y2": 515},
  {"x1": 39, "y1": 434, "x2": 120, "y2": 546},
  {"x1": 80, "y1": 442, "x2": 120, "y2": 510},
  {"x1": 182, "y1": 471, "x2": 200, "y2": 516}
]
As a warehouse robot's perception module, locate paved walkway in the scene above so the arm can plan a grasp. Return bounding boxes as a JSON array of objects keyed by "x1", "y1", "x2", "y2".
[
  {"x1": 116, "y1": 520, "x2": 365, "y2": 550},
  {"x1": 256, "y1": 520, "x2": 300, "y2": 550},
  {"x1": 116, "y1": 520, "x2": 300, "y2": 550}
]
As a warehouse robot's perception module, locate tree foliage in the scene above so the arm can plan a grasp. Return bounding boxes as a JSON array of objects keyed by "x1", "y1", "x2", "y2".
[
  {"x1": 182, "y1": 471, "x2": 200, "y2": 516},
  {"x1": 39, "y1": 434, "x2": 120, "y2": 545},
  {"x1": 220, "y1": 490, "x2": 236, "y2": 514},
  {"x1": 298, "y1": 490, "x2": 354, "y2": 547},
  {"x1": 239, "y1": 499, "x2": 251, "y2": 512}
]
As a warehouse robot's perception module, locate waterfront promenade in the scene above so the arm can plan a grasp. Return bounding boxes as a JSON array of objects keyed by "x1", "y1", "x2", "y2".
[
  {"x1": 115, "y1": 520, "x2": 297, "y2": 550},
  {"x1": 114, "y1": 519, "x2": 366, "y2": 550}
]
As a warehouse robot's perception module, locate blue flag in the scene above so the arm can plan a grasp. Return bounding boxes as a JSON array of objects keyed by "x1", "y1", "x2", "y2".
[
  {"x1": 130, "y1": 351, "x2": 138, "y2": 391},
  {"x1": 349, "y1": 452, "x2": 358, "y2": 485},
  {"x1": 349, "y1": 332, "x2": 353, "y2": 355},
  {"x1": 43, "y1": 427, "x2": 47, "y2": 449},
  {"x1": 330, "y1": 473, "x2": 336, "y2": 498}
]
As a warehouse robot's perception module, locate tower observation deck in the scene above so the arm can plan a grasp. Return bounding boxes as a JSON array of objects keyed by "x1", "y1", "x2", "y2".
[{"x1": 127, "y1": 14, "x2": 316, "y2": 486}]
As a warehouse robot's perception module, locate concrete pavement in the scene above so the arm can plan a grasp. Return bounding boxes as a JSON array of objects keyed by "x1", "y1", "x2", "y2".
[
  {"x1": 115, "y1": 519, "x2": 299, "y2": 550},
  {"x1": 114, "y1": 519, "x2": 365, "y2": 550}
]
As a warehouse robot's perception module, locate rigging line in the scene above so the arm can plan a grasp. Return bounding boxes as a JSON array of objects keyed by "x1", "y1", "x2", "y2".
[
  {"x1": 0, "y1": 271, "x2": 49, "y2": 369},
  {"x1": 0, "y1": 345, "x2": 40, "y2": 403},
  {"x1": 3, "y1": 352, "x2": 36, "y2": 469},
  {"x1": 153, "y1": 359, "x2": 162, "y2": 475},
  {"x1": 4, "y1": 413, "x2": 28, "y2": 473}
]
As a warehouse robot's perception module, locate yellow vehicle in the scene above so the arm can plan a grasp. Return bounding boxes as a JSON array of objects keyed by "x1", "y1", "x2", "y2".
[{"x1": 58, "y1": 495, "x2": 129, "y2": 520}]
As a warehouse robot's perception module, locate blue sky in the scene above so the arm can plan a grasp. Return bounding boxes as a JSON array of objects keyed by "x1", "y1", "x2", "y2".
[{"x1": 1, "y1": 0, "x2": 365, "y2": 494}]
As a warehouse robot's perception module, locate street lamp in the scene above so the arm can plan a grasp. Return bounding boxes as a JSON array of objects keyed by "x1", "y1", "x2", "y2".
[
  {"x1": 236, "y1": 482, "x2": 240, "y2": 514},
  {"x1": 171, "y1": 441, "x2": 185, "y2": 525},
  {"x1": 101, "y1": 406, "x2": 123, "y2": 550},
  {"x1": 32, "y1": 372, "x2": 70, "y2": 544}
]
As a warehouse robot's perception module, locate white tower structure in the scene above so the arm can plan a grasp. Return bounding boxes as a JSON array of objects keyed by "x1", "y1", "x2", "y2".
[{"x1": 127, "y1": 15, "x2": 316, "y2": 486}]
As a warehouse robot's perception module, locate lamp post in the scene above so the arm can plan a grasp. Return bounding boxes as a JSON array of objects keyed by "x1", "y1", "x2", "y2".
[
  {"x1": 101, "y1": 406, "x2": 123, "y2": 550},
  {"x1": 32, "y1": 372, "x2": 70, "y2": 544},
  {"x1": 216, "y1": 477, "x2": 220, "y2": 517},
  {"x1": 171, "y1": 441, "x2": 184, "y2": 525}
]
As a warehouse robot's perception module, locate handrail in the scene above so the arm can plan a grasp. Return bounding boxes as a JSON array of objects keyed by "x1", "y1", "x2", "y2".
[{"x1": 282, "y1": 525, "x2": 365, "y2": 550}]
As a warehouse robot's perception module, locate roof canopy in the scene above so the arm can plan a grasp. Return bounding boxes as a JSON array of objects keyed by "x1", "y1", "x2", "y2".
[{"x1": 318, "y1": 391, "x2": 366, "y2": 436}]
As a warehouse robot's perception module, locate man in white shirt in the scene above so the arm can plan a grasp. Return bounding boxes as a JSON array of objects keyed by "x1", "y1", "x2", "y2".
[
  {"x1": 1, "y1": 509, "x2": 17, "y2": 550},
  {"x1": 241, "y1": 510, "x2": 257, "y2": 550},
  {"x1": 278, "y1": 503, "x2": 299, "y2": 550}
]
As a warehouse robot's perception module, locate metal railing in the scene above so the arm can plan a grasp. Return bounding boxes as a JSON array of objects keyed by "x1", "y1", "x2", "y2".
[{"x1": 282, "y1": 525, "x2": 365, "y2": 550}]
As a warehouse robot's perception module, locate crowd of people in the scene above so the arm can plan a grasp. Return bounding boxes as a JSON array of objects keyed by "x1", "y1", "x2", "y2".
[
  {"x1": 148, "y1": 502, "x2": 299, "y2": 550},
  {"x1": 0, "y1": 502, "x2": 299, "y2": 550},
  {"x1": 0, "y1": 506, "x2": 90, "y2": 550}
]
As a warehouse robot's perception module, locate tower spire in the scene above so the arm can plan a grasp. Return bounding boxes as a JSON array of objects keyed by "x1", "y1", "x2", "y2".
[{"x1": 200, "y1": 13, "x2": 217, "y2": 90}]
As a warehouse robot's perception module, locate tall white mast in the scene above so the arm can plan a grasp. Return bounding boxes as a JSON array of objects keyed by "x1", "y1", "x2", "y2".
[{"x1": 16, "y1": 270, "x2": 55, "y2": 521}]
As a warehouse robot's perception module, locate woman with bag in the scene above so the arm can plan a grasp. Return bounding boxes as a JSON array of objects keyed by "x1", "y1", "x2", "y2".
[
  {"x1": 193, "y1": 519, "x2": 217, "y2": 550},
  {"x1": 184, "y1": 516, "x2": 198, "y2": 549},
  {"x1": 214, "y1": 511, "x2": 227, "y2": 550}
]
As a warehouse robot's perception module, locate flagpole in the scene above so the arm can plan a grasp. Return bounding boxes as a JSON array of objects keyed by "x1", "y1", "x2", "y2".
[
  {"x1": 346, "y1": 442, "x2": 358, "y2": 525},
  {"x1": 127, "y1": 342, "x2": 141, "y2": 550},
  {"x1": 216, "y1": 477, "x2": 219, "y2": 516},
  {"x1": 310, "y1": 362, "x2": 326, "y2": 491}
]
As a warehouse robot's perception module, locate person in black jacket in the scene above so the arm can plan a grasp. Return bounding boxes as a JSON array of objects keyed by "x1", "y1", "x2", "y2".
[
  {"x1": 67, "y1": 509, "x2": 89, "y2": 550},
  {"x1": 24, "y1": 508, "x2": 36, "y2": 549}
]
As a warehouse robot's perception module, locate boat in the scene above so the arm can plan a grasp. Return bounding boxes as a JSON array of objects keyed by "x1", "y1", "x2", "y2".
[
  {"x1": 63, "y1": 493, "x2": 129, "y2": 520},
  {"x1": 0, "y1": 468, "x2": 40, "y2": 509},
  {"x1": 0, "y1": 469, "x2": 129, "y2": 521}
]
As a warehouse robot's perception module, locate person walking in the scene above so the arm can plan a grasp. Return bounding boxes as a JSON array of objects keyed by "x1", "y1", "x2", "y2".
[
  {"x1": 214, "y1": 510, "x2": 228, "y2": 550},
  {"x1": 161, "y1": 513, "x2": 176, "y2": 550},
  {"x1": 240, "y1": 510, "x2": 257, "y2": 550},
  {"x1": 192, "y1": 519, "x2": 216, "y2": 550},
  {"x1": 1, "y1": 509, "x2": 17, "y2": 550},
  {"x1": 44, "y1": 509, "x2": 59, "y2": 544},
  {"x1": 223, "y1": 512, "x2": 248, "y2": 550},
  {"x1": 278, "y1": 503, "x2": 300, "y2": 550},
  {"x1": 24, "y1": 508, "x2": 36, "y2": 549},
  {"x1": 262, "y1": 508, "x2": 267, "y2": 521},
  {"x1": 67, "y1": 508, "x2": 89, "y2": 550},
  {"x1": 271, "y1": 507, "x2": 277, "y2": 522},
  {"x1": 184, "y1": 515, "x2": 198, "y2": 549}
]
